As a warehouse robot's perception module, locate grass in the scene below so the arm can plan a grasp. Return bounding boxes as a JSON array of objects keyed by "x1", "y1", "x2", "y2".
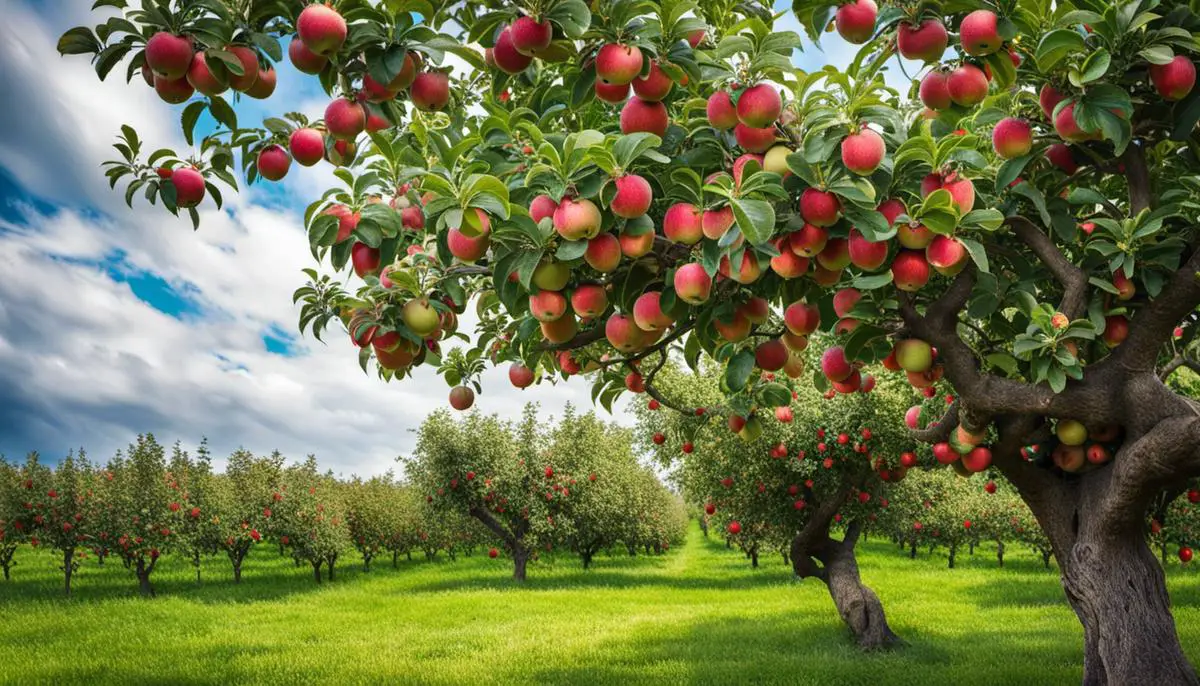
[{"x1": 1, "y1": 525, "x2": 1197, "y2": 685}]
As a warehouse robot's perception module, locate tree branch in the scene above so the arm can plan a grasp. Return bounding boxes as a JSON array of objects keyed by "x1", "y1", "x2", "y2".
[
  {"x1": 1104, "y1": 415, "x2": 1200, "y2": 525},
  {"x1": 1122, "y1": 140, "x2": 1152, "y2": 214},
  {"x1": 1007, "y1": 216, "x2": 1089, "y2": 320},
  {"x1": 909, "y1": 402, "x2": 958, "y2": 443}
]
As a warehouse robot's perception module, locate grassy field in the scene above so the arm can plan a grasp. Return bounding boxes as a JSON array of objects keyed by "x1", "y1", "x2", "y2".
[{"x1": 1, "y1": 525, "x2": 1197, "y2": 685}]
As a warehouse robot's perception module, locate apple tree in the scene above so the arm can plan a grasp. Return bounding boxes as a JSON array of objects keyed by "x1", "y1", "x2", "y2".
[
  {"x1": 165, "y1": 439, "x2": 224, "y2": 584},
  {"x1": 104, "y1": 435, "x2": 176, "y2": 596},
  {"x1": 209, "y1": 448, "x2": 286, "y2": 583},
  {"x1": 278, "y1": 455, "x2": 352, "y2": 582},
  {"x1": 59, "y1": 0, "x2": 1200, "y2": 677},
  {"x1": 637, "y1": 354, "x2": 911, "y2": 647},
  {"x1": 0, "y1": 458, "x2": 25, "y2": 581},
  {"x1": 344, "y1": 472, "x2": 406, "y2": 571}
]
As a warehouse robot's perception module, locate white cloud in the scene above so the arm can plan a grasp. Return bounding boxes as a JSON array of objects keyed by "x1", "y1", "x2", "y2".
[{"x1": 0, "y1": 3, "x2": 629, "y2": 476}]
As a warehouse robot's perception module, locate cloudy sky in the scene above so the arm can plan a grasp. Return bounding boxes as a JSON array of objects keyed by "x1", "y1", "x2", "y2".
[{"x1": 0, "y1": 1, "x2": 915, "y2": 476}]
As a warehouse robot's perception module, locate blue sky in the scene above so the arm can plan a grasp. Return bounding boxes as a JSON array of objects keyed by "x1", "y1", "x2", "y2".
[{"x1": 0, "y1": 1, "x2": 905, "y2": 474}]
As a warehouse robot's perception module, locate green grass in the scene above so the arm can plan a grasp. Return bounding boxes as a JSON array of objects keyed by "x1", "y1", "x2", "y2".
[{"x1": 1, "y1": 525, "x2": 1197, "y2": 685}]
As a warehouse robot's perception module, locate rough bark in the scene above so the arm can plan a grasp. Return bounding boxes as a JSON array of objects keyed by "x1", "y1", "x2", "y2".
[
  {"x1": 948, "y1": 543, "x2": 957, "y2": 569},
  {"x1": 750, "y1": 546, "x2": 759, "y2": 568},
  {"x1": 996, "y1": 540, "x2": 1005, "y2": 568},
  {"x1": 312, "y1": 560, "x2": 323, "y2": 584},
  {"x1": 792, "y1": 521, "x2": 901, "y2": 651},
  {"x1": 512, "y1": 547, "x2": 528, "y2": 582},
  {"x1": 392, "y1": 550, "x2": 399, "y2": 568},
  {"x1": 899, "y1": 238, "x2": 1200, "y2": 684},
  {"x1": 908, "y1": 541, "x2": 916, "y2": 559},
  {"x1": 326, "y1": 553, "x2": 337, "y2": 581},
  {"x1": 135, "y1": 557, "x2": 156, "y2": 598}
]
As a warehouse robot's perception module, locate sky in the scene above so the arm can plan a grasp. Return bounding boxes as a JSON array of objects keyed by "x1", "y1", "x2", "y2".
[{"x1": 0, "y1": 1, "x2": 918, "y2": 477}]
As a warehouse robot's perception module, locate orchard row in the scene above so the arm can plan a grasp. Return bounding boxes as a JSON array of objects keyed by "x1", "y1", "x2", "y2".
[{"x1": 0, "y1": 407, "x2": 686, "y2": 596}]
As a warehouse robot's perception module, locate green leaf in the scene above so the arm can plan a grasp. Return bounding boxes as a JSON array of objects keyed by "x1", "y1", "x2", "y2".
[
  {"x1": 57, "y1": 27, "x2": 100, "y2": 55},
  {"x1": 181, "y1": 101, "x2": 207, "y2": 146},
  {"x1": 555, "y1": 240, "x2": 588, "y2": 261},
  {"x1": 1138, "y1": 45, "x2": 1175, "y2": 65},
  {"x1": 852, "y1": 272, "x2": 894, "y2": 290},
  {"x1": 1075, "y1": 48, "x2": 1111, "y2": 85},
  {"x1": 1035, "y1": 29, "x2": 1086, "y2": 72},
  {"x1": 546, "y1": 0, "x2": 591, "y2": 39},
  {"x1": 758, "y1": 383, "x2": 792, "y2": 407},
  {"x1": 960, "y1": 209, "x2": 1005, "y2": 231},
  {"x1": 959, "y1": 238, "x2": 990, "y2": 273},
  {"x1": 208, "y1": 96, "x2": 237, "y2": 131},
  {"x1": 996, "y1": 154, "x2": 1033, "y2": 190},
  {"x1": 725, "y1": 349, "x2": 755, "y2": 391},
  {"x1": 1010, "y1": 182, "x2": 1051, "y2": 226},
  {"x1": 612, "y1": 132, "x2": 663, "y2": 169},
  {"x1": 729, "y1": 198, "x2": 775, "y2": 246}
]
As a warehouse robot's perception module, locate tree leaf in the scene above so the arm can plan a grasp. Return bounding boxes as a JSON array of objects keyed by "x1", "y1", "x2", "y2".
[
  {"x1": 725, "y1": 349, "x2": 755, "y2": 391},
  {"x1": 729, "y1": 198, "x2": 775, "y2": 246}
]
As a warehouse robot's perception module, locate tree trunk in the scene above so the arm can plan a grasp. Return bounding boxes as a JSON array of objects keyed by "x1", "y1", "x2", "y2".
[
  {"x1": 948, "y1": 543, "x2": 957, "y2": 569},
  {"x1": 750, "y1": 547, "x2": 759, "y2": 568},
  {"x1": 63, "y1": 547, "x2": 74, "y2": 597},
  {"x1": 392, "y1": 550, "x2": 399, "y2": 569},
  {"x1": 135, "y1": 558, "x2": 155, "y2": 598},
  {"x1": 793, "y1": 523, "x2": 900, "y2": 651},
  {"x1": 512, "y1": 547, "x2": 528, "y2": 582},
  {"x1": 1161, "y1": 540, "x2": 1168, "y2": 567},
  {"x1": 1042, "y1": 549, "x2": 1052, "y2": 569},
  {"x1": 363, "y1": 553, "x2": 372, "y2": 573},
  {"x1": 997, "y1": 540, "x2": 1005, "y2": 568},
  {"x1": 232, "y1": 560, "x2": 242, "y2": 584},
  {"x1": 406, "y1": 551, "x2": 412, "y2": 561},
  {"x1": 1061, "y1": 533, "x2": 1197, "y2": 685},
  {"x1": 312, "y1": 560, "x2": 323, "y2": 584},
  {"x1": 193, "y1": 550, "x2": 202, "y2": 585},
  {"x1": 782, "y1": 552, "x2": 790, "y2": 566},
  {"x1": 582, "y1": 551, "x2": 592, "y2": 570},
  {"x1": 725, "y1": 539, "x2": 731, "y2": 549},
  {"x1": 908, "y1": 540, "x2": 916, "y2": 559},
  {"x1": 327, "y1": 554, "x2": 336, "y2": 581},
  {"x1": 699, "y1": 518, "x2": 708, "y2": 537},
  {"x1": 627, "y1": 543, "x2": 636, "y2": 556},
  {"x1": 969, "y1": 540, "x2": 975, "y2": 555}
]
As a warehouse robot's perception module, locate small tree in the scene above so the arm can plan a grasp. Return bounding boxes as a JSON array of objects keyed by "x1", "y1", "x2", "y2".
[
  {"x1": 278, "y1": 456, "x2": 351, "y2": 583},
  {"x1": 107, "y1": 435, "x2": 173, "y2": 597},
  {"x1": 345, "y1": 473, "x2": 402, "y2": 572},
  {"x1": 212, "y1": 448, "x2": 285, "y2": 583},
  {"x1": 0, "y1": 457, "x2": 29, "y2": 580},
  {"x1": 167, "y1": 439, "x2": 222, "y2": 584}
]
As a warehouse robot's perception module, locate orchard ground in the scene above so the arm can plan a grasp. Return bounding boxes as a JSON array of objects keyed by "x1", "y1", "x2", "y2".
[{"x1": 3, "y1": 524, "x2": 1198, "y2": 685}]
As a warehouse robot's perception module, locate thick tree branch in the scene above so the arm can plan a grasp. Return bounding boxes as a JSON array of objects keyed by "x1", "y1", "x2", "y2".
[
  {"x1": 1104, "y1": 415, "x2": 1200, "y2": 527},
  {"x1": 1123, "y1": 141, "x2": 1153, "y2": 214},
  {"x1": 900, "y1": 270, "x2": 1119, "y2": 424},
  {"x1": 1007, "y1": 216, "x2": 1089, "y2": 320},
  {"x1": 468, "y1": 504, "x2": 518, "y2": 549}
]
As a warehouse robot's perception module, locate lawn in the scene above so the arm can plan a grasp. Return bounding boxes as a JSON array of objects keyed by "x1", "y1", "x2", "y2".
[{"x1": 1, "y1": 525, "x2": 1197, "y2": 685}]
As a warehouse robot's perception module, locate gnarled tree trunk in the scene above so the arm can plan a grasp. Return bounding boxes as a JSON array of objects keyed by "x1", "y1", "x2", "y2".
[{"x1": 792, "y1": 521, "x2": 900, "y2": 651}]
